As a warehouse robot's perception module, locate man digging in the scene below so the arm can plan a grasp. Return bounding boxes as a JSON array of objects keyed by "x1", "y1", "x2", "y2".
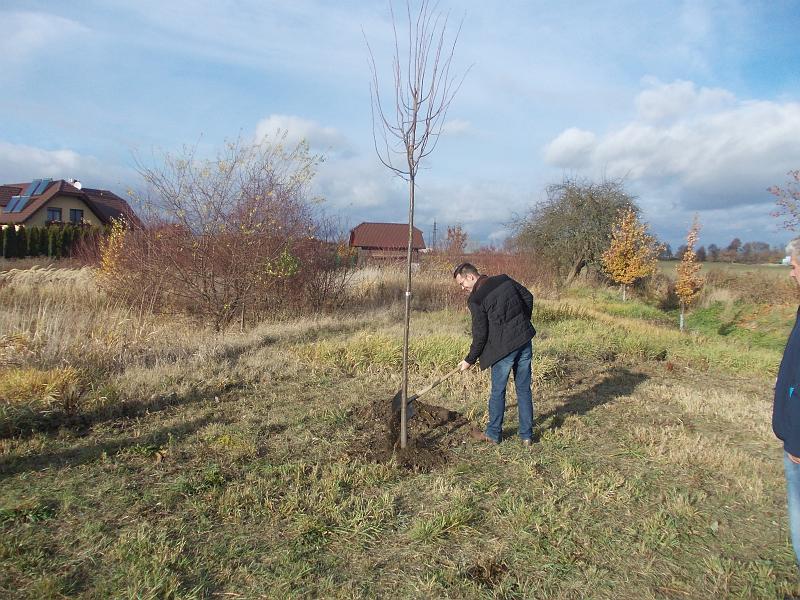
[{"x1": 453, "y1": 263, "x2": 536, "y2": 446}]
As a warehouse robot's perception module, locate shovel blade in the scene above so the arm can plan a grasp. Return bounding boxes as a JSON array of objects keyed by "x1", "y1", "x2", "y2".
[{"x1": 390, "y1": 391, "x2": 416, "y2": 419}]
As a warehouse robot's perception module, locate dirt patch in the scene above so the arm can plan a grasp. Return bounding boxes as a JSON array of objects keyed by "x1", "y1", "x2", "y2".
[
  {"x1": 348, "y1": 392, "x2": 473, "y2": 472},
  {"x1": 464, "y1": 559, "x2": 509, "y2": 588}
]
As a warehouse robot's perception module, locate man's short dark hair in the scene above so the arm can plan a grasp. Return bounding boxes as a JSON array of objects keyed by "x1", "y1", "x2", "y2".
[{"x1": 453, "y1": 262, "x2": 480, "y2": 279}]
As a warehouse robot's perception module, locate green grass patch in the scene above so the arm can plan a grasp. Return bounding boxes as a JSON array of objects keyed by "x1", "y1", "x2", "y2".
[
  {"x1": 291, "y1": 331, "x2": 468, "y2": 374},
  {"x1": 0, "y1": 499, "x2": 58, "y2": 524},
  {"x1": 685, "y1": 301, "x2": 794, "y2": 352}
]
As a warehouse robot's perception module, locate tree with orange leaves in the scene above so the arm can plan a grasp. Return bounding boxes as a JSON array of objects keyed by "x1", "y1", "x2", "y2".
[
  {"x1": 675, "y1": 216, "x2": 704, "y2": 332},
  {"x1": 601, "y1": 207, "x2": 660, "y2": 301}
]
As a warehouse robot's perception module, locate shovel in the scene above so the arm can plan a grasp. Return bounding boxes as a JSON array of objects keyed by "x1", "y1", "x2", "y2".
[{"x1": 391, "y1": 365, "x2": 462, "y2": 419}]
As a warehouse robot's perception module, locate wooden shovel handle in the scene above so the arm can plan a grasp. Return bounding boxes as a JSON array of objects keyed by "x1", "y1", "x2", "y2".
[{"x1": 414, "y1": 365, "x2": 462, "y2": 400}]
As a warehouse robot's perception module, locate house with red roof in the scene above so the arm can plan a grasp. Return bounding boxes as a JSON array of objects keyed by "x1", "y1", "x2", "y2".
[
  {"x1": 349, "y1": 222, "x2": 426, "y2": 264},
  {"x1": 0, "y1": 178, "x2": 140, "y2": 228}
]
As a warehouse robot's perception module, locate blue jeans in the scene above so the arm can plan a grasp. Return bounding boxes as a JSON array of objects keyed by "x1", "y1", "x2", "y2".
[
  {"x1": 485, "y1": 341, "x2": 533, "y2": 442},
  {"x1": 784, "y1": 451, "x2": 800, "y2": 567}
]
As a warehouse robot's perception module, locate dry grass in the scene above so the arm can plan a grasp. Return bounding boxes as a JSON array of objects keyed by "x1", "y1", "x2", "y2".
[
  {"x1": 0, "y1": 367, "x2": 84, "y2": 406},
  {"x1": 345, "y1": 263, "x2": 464, "y2": 311}
]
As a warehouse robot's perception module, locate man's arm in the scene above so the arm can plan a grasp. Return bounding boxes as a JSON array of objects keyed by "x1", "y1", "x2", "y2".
[
  {"x1": 515, "y1": 281, "x2": 534, "y2": 319},
  {"x1": 782, "y1": 384, "x2": 800, "y2": 458},
  {"x1": 464, "y1": 301, "x2": 488, "y2": 366}
]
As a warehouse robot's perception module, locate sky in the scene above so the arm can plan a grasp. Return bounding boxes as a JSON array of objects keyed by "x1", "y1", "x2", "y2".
[{"x1": 2, "y1": 0, "x2": 799, "y2": 250}]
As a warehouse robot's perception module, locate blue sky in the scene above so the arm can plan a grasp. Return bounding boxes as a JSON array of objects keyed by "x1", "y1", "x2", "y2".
[{"x1": 2, "y1": 0, "x2": 799, "y2": 250}]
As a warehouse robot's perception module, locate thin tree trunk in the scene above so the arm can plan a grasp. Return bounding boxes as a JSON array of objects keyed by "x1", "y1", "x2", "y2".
[
  {"x1": 622, "y1": 285, "x2": 627, "y2": 302},
  {"x1": 679, "y1": 300, "x2": 685, "y2": 332},
  {"x1": 565, "y1": 257, "x2": 586, "y2": 286},
  {"x1": 400, "y1": 174, "x2": 416, "y2": 450}
]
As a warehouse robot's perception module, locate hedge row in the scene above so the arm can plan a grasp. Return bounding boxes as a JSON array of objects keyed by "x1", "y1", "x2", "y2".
[{"x1": 1, "y1": 224, "x2": 108, "y2": 259}]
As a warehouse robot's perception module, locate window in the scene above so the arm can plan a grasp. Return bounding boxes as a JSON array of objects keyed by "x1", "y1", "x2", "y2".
[
  {"x1": 69, "y1": 208, "x2": 84, "y2": 224},
  {"x1": 46, "y1": 207, "x2": 62, "y2": 222}
]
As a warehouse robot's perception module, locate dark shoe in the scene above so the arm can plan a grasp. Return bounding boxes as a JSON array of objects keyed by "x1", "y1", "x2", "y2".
[
  {"x1": 521, "y1": 439, "x2": 533, "y2": 447},
  {"x1": 470, "y1": 428, "x2": 499, "y2": 445}
]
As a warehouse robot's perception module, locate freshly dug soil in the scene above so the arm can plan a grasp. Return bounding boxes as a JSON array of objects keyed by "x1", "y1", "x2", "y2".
[{"x1": 348, "y1": 391, "x2": 473, "y2": 472}]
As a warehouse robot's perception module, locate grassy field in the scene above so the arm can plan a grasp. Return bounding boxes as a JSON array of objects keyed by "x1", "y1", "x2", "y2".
[
  {"x1": 657, "y1": 260, "x2": 790, "y2": 277},
  {"x1": 1, "y1": 263, "x2": 798, "y2": 598}
]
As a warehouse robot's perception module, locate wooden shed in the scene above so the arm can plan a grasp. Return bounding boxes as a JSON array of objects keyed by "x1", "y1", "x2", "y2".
[{"x1": 349, "y1": 222, "x2": 426, "y2": 264}]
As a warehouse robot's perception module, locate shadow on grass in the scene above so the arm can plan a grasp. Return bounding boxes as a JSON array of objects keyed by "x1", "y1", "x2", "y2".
[
  {"x1": 209, "y1": 334, "x2": 278, "y2": 365},
  {"x1": 531, "y1": 367, "x2": 649, "y2": 440},
  {"x1": 0, "y1": 412, "x2": 223, "y2": 479},
  {"x1": 717, "y1": 307, "x2": 745, "y2": 337},
  {"x1": 0, "y1": 381, "x2": 250, "y2": 442}
]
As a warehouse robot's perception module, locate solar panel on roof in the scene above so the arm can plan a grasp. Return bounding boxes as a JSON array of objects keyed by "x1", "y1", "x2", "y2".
[
  {"x1": 5, "y1": 196, "x2": 21, "y2": 212},
  {"x1": 23, "y1": 180, "x2": 40, "y2": 196},
  {"x1": 13, "y1": 197, "x2": 30, "y2": 212},
  {"x1": 32, "y1": 178, "x2": 51, "y2": 195},
  {"x1": 9, "y1": 196, "x2": 30, "y2": 213}
]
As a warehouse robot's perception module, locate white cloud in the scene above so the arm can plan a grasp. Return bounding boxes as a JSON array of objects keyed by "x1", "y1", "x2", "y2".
[
  {"x1": 254, "y1": 114, "x2": 352, "y2": 157},
  {"x1": 0, "y1": 140, "x2": 135, "y2": 190},
  {"x1": 0, "y1": 11, "x2": 89, "y2": 66},
  {"x1": 544, "y1": 128, "x2": 596, "y2": 168},
  {"x1": 83, "y1": 0, "x2": 386, "y2": 84},
  {"x1": 314, "y1": 157, "x2": 400, "y2": 211},
  {"x1": 544, "y1": 80, "x2": 800, "y2": 210},
  {"x1": 635, "y1": 78, "x2": 734, "y2": 122},
  {"x1": 303, "y1": 116, "x2": 526, "y2": 245},
  {"x1": 252, "y1": 114, "x2": 396, "y2": 211},
  {"x1": 441, "y1": 119, "x2": 472, "y2": 136}
]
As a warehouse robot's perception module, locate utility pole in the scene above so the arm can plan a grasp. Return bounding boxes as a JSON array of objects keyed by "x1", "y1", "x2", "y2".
[{"x1": 432, "y1": 220, "x2": 437, "y2": 251}]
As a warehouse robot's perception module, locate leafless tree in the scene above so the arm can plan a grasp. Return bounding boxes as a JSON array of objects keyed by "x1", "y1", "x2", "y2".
[
  {"x1": 770, "y1": 170, "x2": 800, "y2": 230},
  {"x1": 99, "y1": 137, "x2": 349, "y2": 329},
  {"x1": 366, "y1": 1, "x2": 468, "y2": 448}
]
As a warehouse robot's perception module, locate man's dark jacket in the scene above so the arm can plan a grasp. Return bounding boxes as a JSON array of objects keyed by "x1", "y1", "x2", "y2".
[
  {"x1": 464, "y1": 274, "x2": 536, "y2": 370},
  {"x1": 774, "y1": 307, "x2": 800, "y2": 456}
]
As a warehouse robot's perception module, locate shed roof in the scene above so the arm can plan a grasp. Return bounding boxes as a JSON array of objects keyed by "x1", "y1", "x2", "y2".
[{"x1": 349, "y1": 222, "x2": 426, "y2": 250}]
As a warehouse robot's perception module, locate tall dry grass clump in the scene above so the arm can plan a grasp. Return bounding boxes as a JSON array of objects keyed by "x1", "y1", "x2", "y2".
[
  {"x1": 0, "y1": 265, "x2": 166, "y2": 373},
  {"x1": 346, "y1": 262, "x2": 462, "y2": 311},
  {"x1": 702, "y1": 269, "x2": 799, "y2": 305},
  {"x1": 344, "y1": 251, "x2": 557, "y2": 314}
]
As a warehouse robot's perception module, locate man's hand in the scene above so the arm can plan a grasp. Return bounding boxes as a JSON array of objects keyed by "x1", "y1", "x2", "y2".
[
  {"x1": 459, "y1": 360, "x2": 472, "y2": 372},
  {"x1": 789, "y1": 452, "x2": 800, "y2": 465}
]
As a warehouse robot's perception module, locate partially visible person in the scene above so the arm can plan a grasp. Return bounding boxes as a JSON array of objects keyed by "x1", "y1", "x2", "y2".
[
  {"x1": 453, "y1": 262, "x2": 536, "y2": 446},
  {"x1": 774, "y1": 237, "x2": 800, "y2": 568}
]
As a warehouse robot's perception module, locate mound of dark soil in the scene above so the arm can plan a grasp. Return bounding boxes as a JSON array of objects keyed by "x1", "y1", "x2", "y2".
[{"x1": 348, "y1": 392, "x2": 473, "y2": 472}]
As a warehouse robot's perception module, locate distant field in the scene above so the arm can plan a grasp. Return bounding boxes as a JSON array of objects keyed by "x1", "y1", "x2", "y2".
[{"x1": 658, "y1": 260, "x2": 790, "y2": 278}]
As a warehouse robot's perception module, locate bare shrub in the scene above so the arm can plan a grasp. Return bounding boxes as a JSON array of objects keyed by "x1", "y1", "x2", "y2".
[
  {"x1": 467, "y1": 251, "x2": 559, "y2": 297},
  {"x1": 100, "y1": 138, "x2": 350, "y2": 328}
]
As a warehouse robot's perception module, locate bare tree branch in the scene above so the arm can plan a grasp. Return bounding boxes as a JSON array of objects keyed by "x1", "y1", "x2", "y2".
[{"x1": 364, "y1": 0, "x2": 468, "y2": 448}]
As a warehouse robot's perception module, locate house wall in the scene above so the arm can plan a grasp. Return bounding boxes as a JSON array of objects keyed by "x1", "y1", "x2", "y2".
[
  {"x1": 356, "y1": 247, "x2": 420, "y2": 265},
  {"x1": 25, "y1": 195, "x2": 102, "y2": 226}
]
